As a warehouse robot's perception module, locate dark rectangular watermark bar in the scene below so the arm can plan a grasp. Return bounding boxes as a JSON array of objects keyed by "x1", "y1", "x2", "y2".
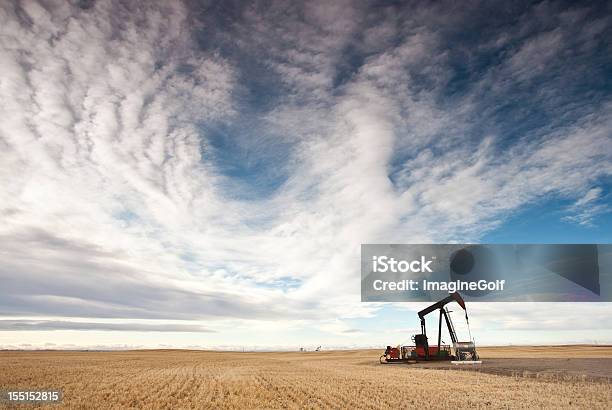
[{"x1": 361, "y1": 244, "x2": 612, "y2": 302}]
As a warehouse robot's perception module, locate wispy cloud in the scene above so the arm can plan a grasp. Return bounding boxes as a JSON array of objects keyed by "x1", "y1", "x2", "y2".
[
  {"x1": 563, "y1": 188, "x2": 611, "y2": 226},
  {"x1": 0, "y1": 0, "x2": 611, "y2": 344},
  {"x1": 0, "y1": 320, "x2": 215, "y2": 332}
]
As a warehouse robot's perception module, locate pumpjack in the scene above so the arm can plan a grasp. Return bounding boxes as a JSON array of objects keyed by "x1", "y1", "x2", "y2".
[{"x1": 380, "y1": 292, "x2": 479, "y2": 363}]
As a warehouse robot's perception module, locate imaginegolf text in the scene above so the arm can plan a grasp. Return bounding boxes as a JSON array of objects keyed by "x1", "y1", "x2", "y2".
[{"x1": 372, "y1": 279, "x2": 506, "y2": 293}]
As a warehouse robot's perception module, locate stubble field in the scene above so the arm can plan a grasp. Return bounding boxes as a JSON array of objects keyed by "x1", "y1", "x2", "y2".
[{"x1": 1, "y1": 346, "x2": 611, "y2": 409}]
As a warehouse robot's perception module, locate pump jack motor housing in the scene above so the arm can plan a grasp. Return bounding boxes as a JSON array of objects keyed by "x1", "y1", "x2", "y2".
[{"x1": 380, "y1": 292, "x2": 479, "y2": 364}]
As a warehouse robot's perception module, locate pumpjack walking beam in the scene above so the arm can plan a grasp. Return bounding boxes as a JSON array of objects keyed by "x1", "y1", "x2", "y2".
[{"x1": 417, "y1": 292, "x2": 468, "y2": 359}]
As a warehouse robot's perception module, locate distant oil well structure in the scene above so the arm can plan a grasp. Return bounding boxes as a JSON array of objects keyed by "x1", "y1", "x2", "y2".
[
  {"x1": 380, "y1": 292, "x2": 480, "y2": 364},
  {"x1": 300, "y1": 346, "x2": 322, "y2": 352}
]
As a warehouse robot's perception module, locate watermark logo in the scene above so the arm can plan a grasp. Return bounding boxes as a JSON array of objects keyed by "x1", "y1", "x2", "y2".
[
  {"x1": 372, "y1": 256, "x2": 434, "y2": 273},
  {"x1": 361, "y1": 244, "x2": 610, "y2": 302}
]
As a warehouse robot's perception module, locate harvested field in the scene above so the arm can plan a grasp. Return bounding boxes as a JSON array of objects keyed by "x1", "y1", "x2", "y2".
[
  {"x1": 413, "y1": 357, "x2": 612, "y2": 382},
  {"x1": 477, "y1": 345, "x2": 612, "y2": 358},
  {"x1": 411, "y1": 345, "x2": 612, "y2": 382},
  {"x1": 0, "y1": 346, "x2": 611, "y2": 409}
]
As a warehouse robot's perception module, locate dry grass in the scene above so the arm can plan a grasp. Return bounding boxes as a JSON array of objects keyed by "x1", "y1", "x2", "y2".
[{"x1": 0, "y1": 348, "x2": 611, "y2": 409}]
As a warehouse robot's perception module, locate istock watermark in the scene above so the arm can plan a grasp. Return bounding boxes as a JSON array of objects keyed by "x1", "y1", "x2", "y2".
[
  {"x1": 372, "y1": 278, "x2": 506, "y2": 293},
  {"x1": 361, "y1": 244, "x2": 611, "y2": 302},
  {"x1": 371, "y1": 256, "x2": 433, "y2": 273}
]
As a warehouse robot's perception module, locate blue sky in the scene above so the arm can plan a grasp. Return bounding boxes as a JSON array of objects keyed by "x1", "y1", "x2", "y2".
[{"x1": 0, "y1": 0, "x2": 611, "y2": 349}]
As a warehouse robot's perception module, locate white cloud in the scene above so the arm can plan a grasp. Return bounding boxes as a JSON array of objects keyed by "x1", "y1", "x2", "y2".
[
  {"x1": 0, "y1": 319, "x2": 215, "y2": 332},
  {"x1": 0, "y1": 0, "x2": 611, "y2": 347},
  {"x1": 563, "y1": 188, "x2": 610, "y2": 226}
]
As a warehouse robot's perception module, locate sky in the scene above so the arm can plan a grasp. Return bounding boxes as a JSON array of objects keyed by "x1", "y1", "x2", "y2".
[{"x1": 0, "y1": 0, "x2": 611, "y2": 350}]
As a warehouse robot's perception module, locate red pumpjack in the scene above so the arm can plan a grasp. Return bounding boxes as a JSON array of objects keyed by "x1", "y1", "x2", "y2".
[{"x1": 380, "y1": 292, "x2": 479, "y2": 363}]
